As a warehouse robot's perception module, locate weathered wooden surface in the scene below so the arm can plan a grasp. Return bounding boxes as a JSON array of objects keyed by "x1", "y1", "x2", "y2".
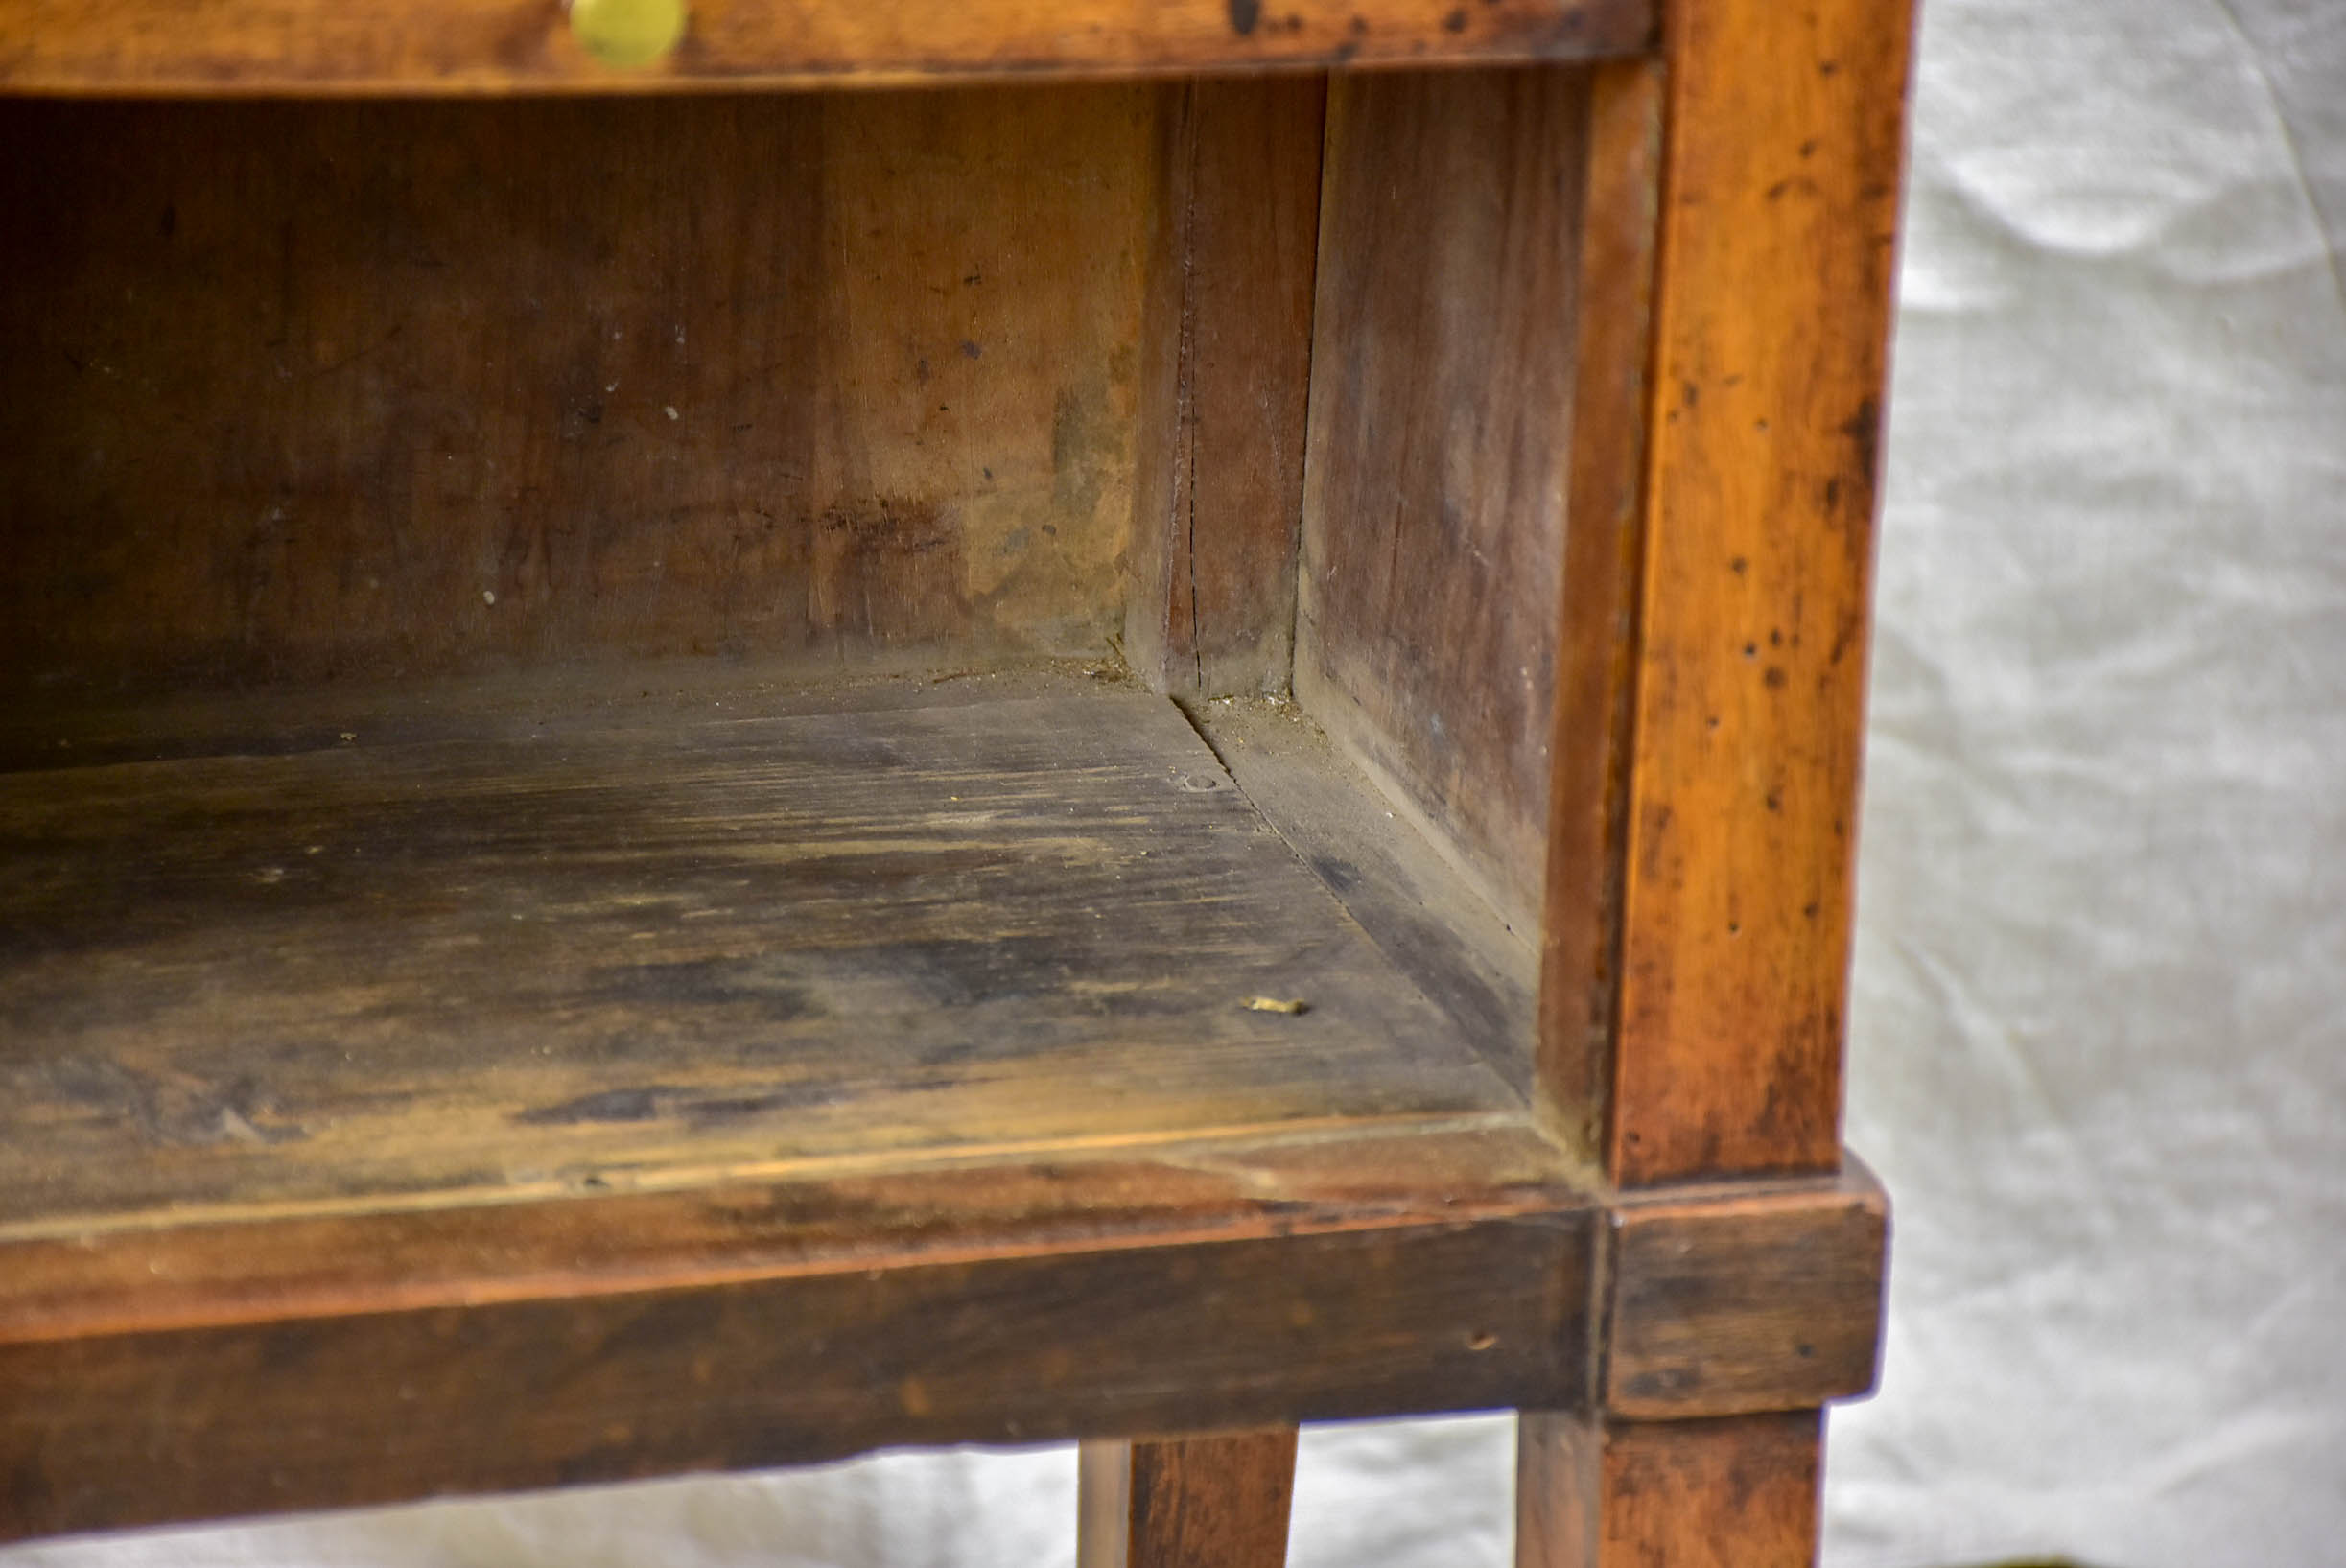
[
  {"x1": 0, "y1": 1113, "x2": 1587, "y2": 1346},
  {"x1": 1079, "y1": 1428, "x2": 1299, "y2": 1568},
  {"x1": 0, "y1": 691, "x2": 1520, "y2": 1242},
  {"x1": 0, "y1": 677, "x2": 1609, "y2": 1543},
  {"x1": 0, "y1": 1213, "x2": 1592, "y2": 1543},
  {"x1": 1597, "y1": 0, "x2": 1918, "y2": 1184},
  {"x1": 1297, "y1": 66, "x2": 1589, "y2": 931},
  {"x1": 1194, "y1": 697, "x2": 1539, "y2": 1098},
  {"x1": 0, "y1": 0, "x2": 1653, "y2": 96},
  {"x1": 1516, "y1": 1409, "x2": 1823, "y2": 1568},
  {"x1": 1125, "y1": 79, "x2": 1325, "y2": 698},
  {"x1": 0, "y1": 91, "x2": 1151, "y2": 690},
  {"x1": 0, "y1": 658, "x2": 1131, "y2": 777},
  {"x1": 1605, "y1": 1167, "x2": 1886, "y2": 1419}
]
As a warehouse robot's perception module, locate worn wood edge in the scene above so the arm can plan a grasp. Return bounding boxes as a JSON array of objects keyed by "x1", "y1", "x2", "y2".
[
  {"x1": 0, "y1": 653, "x2": 1143, "y2": 776},
  {"x1": 0, "y1": 1108, "x2": 1525, "y2": 1246},
  {"x1": 0, "y1": 0, "x2": 1654, "y2": 98},
  {"x1": 0, "y1": 1212, "x2": 1592, "y2": 1543},
  {"x1": 1599, "y1": 1158, "x2": 1888, "y2": 1419},
  {"x1": 0, "y1": 1116, "x2": 1590, "y2": 1346},
  {"x1": 1536, "y1": 58, "x2": 1664, "y2": 1162}
]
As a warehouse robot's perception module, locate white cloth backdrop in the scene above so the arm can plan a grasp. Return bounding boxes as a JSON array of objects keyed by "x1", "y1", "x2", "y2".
[
  {"x1": 1824, "y1": 0, "x2": 2346, "y2": 1563},
  {"x1": 11, "y1": 0, "x2": 2343, "y2": 1562}
]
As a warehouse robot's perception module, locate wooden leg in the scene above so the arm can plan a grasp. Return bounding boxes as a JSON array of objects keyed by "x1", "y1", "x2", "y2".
[
  {"x1": 1516, "y1": 1410, "x2": 1823, "y2": 1568},
  {"x1": 1078, "y1": 1427, "x2": 1300, "y2": 1568}
]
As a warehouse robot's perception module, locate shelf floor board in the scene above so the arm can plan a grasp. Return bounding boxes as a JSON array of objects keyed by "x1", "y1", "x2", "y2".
[{"x1": 0, "y1": 684, "x2": 1528, "y2": 1250}]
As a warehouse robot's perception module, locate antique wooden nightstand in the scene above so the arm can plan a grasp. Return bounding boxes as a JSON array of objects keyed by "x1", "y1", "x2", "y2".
[{"x1": 0, "y1": 0, "x2": 1912, "y2": 1561}]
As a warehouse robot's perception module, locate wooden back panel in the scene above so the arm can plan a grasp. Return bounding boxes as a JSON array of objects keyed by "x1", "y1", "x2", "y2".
[{"x1": 0, "y1": 88, "x2": 1154, "y2": 690}]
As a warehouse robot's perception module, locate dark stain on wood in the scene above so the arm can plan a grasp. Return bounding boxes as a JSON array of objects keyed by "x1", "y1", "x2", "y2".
[
  {"x1": 0, "y1": 1213, "x2": 1591, "y2": 1542},
  {"x1": 1605, "y1": 1167, "x2": 1887, "y2": 1418}
]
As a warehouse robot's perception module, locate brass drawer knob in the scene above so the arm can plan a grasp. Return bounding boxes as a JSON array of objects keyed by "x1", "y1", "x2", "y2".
[{"x1": 569, "y1": 0, "x2": 687, "y2": 67}]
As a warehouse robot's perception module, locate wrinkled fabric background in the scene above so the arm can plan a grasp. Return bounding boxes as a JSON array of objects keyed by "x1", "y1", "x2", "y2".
[
  {"x1": 12, "y1": 0, "x2": 2342, "y2": 1563},
  {"x1": 1825, "y1": 1, "x2": 2346, "y2": 1563}
]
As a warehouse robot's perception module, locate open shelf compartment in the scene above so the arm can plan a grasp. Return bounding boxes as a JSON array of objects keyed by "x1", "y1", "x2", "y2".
[{"x1": 0, "y1": 33, "x2": 1901, "y2": 1541}]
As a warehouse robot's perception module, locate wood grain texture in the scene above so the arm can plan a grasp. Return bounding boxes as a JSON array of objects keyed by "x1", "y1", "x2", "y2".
[
  {"x1": 1079, "y1": 1428, "x2": 1299, "y2": 1568},
  {"x1": 0, "y1": 1117, "x2": 1588, "y2": 1347},
  {"x1": 1604, "y1": 1167, "x2": 1886, "y2": 1419},
  {"x1": 0, "y1": 1213, "x2": 1592, "y2": 1543},
  {"x1": 1602, "y1": 0, "x2": 1918, "y2": 1183},
  {"x1": 0, "y1": 690, "x2": 1521, "y2": 1241},
  {"x1": 1297, "y1": 65, "x2": 1590, "y2": 931},
  {"x1": 1536, "y1": 59, "x2": 1664, "y2": 1158},
  {"x1": 1516, "y1": 1409, "x2": 1823, "y2": 1568},
  {"x1": 0, "y1": 675, "x2": 1607, "y2": 1544},
  {"x1": 0, "y1": 658, "x2": 1136, "y2": 778},
  {"x1": 0, "y1": 91, "x2": 1151, "y2": 690},
  {"x1": 0, "y1": 0, "x2": 1654, "y2": 96},
  {"x1": 1125, "y1": 79, "x2": 1325, "y2": 698}
]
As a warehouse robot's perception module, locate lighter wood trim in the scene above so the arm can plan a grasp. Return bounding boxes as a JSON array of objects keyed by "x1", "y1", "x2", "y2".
[
  {"x1": 0, "y1": 0, "x2": 1653, "y2": 96},
  {"x1": 1079, "y1": 1439, "x2": 1138, "y2": 1568},
  {"x1": 1598, "y1": 0, "x2": 1917, "y2": 1183}
]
